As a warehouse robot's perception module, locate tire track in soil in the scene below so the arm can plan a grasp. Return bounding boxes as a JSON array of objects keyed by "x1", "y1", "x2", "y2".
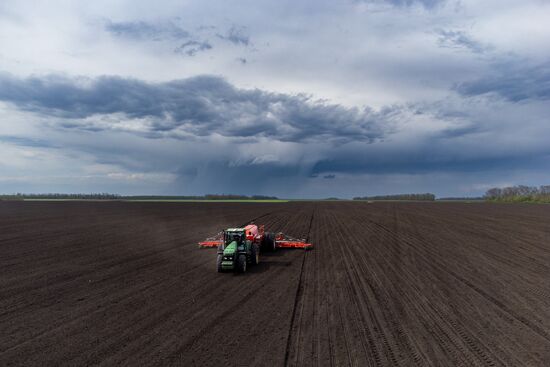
[
  {"x1": 283, "y1": 202, "x2": 550, "y2": 366},
  {"x1": 283, "y1": 205, "x2": 315, "y2": 367},
  {"x1": 347, "y1": 206, "x2": 437, "y2": 366},
  {"x1": 352, "y1": 208, "x2": 484, "y2": 366},
  {"x1": 334, "y1": 208, "x2": 412, "y2": 367},
  {"x1": 353, "y1": 206, "x2": 504, "y2": 366},
  {"x1": 359, "y1": 203, "x2": 549, "y2": 366},
  {"x1": 369, "y1": 210, "x2": 550, "y2": 345}
]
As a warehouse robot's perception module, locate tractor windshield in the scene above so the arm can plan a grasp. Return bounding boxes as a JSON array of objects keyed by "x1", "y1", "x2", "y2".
[{"x1": 225, "y1": 232, "x2": 244, "y2": 245}]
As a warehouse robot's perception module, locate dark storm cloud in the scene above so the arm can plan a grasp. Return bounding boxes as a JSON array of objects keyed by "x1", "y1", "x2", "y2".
[
  {"x1": 175, "y1": 160, "x2": 304, "y2": 195},
  {"x1": 311, "y1": 152, "x2": 548, "y2": 176},
  {"x1": 456, "y1": 62, "x2": 550, "y2": 102},
  {"x1": 0, "y1": 72, "x2": 389, "y2": 143},
  {"x1": 216, "y1": 26, "x2": 250, "y2": 46},
  {"x1": 0, "y1": 72, "x2": 161, "y2": 119},
  {"x1": 174, "y1": 40, "x2": 212, "y2": 56},
  {"x1": 436, "y1": 30, "x2": 488, "y2": 54},
  {"x1": 105, "y1": 20, "x2": 189, "y2": 41}
]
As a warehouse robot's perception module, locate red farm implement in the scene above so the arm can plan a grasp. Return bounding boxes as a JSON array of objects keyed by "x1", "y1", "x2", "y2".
[
  {"x1": 273, "y1": 232, "x2": 313, "y2": 250},
  {"x1": 198, "y1": 223, "x2": 313, "y2": 251}
]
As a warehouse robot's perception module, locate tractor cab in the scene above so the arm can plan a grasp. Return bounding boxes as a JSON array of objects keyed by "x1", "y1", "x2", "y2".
[
  {"x1": 217, "y1": 228, "x2": 258, "y2": 273},
  {"x1": 224, "y1": 229, "x2": 246, "y2": 247}
]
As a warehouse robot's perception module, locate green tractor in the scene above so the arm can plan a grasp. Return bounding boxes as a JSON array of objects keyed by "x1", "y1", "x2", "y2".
[
  {"x1": 216, "y1": 228, "x2": 263, "y2": 273},
  {"x1": 200, "y1": 223, "x2": 311, "y2": 273}
]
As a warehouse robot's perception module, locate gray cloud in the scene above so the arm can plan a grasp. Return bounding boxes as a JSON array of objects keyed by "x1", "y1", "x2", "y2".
[
  {"x1": 104, "y1": 19, "x2": 251, "y2": 58},
  {"x1": 105, "y1": 19, "x2": 214, "y2": 56},
  {"x1": 389, "y1": 0, "x2": 445, "y2": 7},
  {"x1": 0, "y1": 135, "x2": 54, "y2": 148},
  {"x1": 174, "y1": 40, "x2": 212, "y2": 56},
  {"x1": 216, "y1": 26, "x2": 250, "y2": 46},
  {"x1": 436, "y1": 30, "x2": 489, "y2": 54},
  {"x1": 105, "y1": 20, "x2": 189, "y2": 41},
  {"x1": 0, "y1": 72, "x2": 389, "y2": 144},
  {"x1": 456, "y1": 62, "x2": 550, "y2": 102},
  {"x1": 357, "y1": 0, "x2": 446, "y2": 8}
]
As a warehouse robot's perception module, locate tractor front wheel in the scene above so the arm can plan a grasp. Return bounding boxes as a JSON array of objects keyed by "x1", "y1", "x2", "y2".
[
  {"x1": 217, "y1": 254, "x2": 223, "y2": 272},
  {"x1": 237, "y1": 254, "x2": 247, "y2": 273}
]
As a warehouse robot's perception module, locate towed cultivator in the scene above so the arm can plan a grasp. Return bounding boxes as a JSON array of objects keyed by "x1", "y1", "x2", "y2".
[{"x1": 199, "y1": 223, "x2": 312, "y2": 273}]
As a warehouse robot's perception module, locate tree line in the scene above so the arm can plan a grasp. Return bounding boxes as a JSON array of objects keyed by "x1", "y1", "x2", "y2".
[
  {"x1": 0, "y1": 193, "x2": 121, "y2": 200},
  {"x1": 0, "y1": 193, "x2": 279, "y2": 201},
  {"x1": 484, "y1": 185, "x2": 550, "y2": 203},
  {"x1": 126, "y1": 194, "x2": 279, "y2": 200},
  {"x1": 353, "y1": 193, "x2": 436, "y2": 201}
]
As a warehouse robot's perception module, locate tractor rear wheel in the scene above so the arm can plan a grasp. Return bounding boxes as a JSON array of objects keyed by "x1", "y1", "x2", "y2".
[
  {"x1": 250, "y1": 244, "x2": 259, "y2": 266},
  {"x1": 263, "y1": 232, "x2": 276, "y2": 252},
  {"x1": 237, "y1": 254, "x2": 247, "y2": 273},
  {"x1": 217, "y1": 254, "x2": 223, "y2": 272}
]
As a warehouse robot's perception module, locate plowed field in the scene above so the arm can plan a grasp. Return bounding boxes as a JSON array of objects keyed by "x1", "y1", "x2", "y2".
[{"x1": 1, "y1": 201, "x2": 550, "y2": 366}]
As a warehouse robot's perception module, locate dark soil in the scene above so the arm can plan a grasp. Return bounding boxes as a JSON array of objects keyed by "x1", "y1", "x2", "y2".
[{"x1": 1, "y1": 201, "x2": 549, "y2": 366}]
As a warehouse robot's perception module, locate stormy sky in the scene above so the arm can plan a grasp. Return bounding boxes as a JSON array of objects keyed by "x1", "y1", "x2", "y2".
[{"x1": 1, "y1": 0, "x2": 549, "y2": 198}]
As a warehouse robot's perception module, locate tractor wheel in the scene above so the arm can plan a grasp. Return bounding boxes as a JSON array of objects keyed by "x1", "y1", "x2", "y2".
[
  {"x1": 237, "y1": 254, "x2": 247, "y2": 273},
  {"x1": 263, "y1": 232, "x2": 276, "y2": 252},
  {"x1": 270, "y1": 233, "x2": 277, "y2": 251},
  {"x1": 217, "y1": 254, "x2": 223, "y2": 273},
  {"x1": 250, "y1": 244, "x2": 259, "y2": 266}
]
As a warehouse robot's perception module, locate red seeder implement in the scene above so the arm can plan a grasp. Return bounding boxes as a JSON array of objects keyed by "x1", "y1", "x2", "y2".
[
  {"x1": 197, "y1": 232, "x2": 225, "y2": 248},
  {"x1": 274, "y1": 232, "x2": 313, "y2": 250},
  {"x1": 198, "y1": 223, "x2": 313, "y2": 250}
]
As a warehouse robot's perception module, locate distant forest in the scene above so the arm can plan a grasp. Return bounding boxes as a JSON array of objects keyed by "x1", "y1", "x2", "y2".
[
  {"x1": 3, "y1": 189, "x2": 549, "y2": 202},
  {"x1": 0, "y1": 193, "x2": 120, "y2": 200},
  {"x1": 126, "y1": 194, "x2": 279, "y2": 200},
  {"x1": 0, "y1": 193, "x2": 279, "y2": 201},
  {"x1": 353, "y1": 193, "x2": 436, "y2": 201},
  {"x1": 437, "y1": 197, "x2": 484, "y2": 201},
  {"x1": 485, "y1": 185, "x2": 550, "y2": 203}
]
